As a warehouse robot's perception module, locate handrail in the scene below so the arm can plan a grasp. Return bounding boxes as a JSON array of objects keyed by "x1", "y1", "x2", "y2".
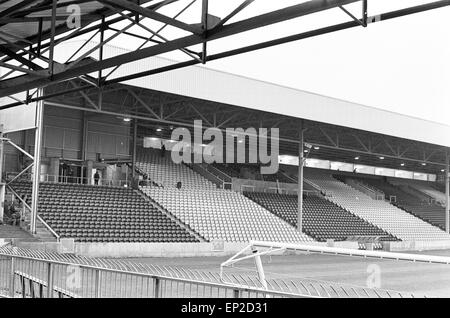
[
  {"x1": 279, "y1": 170, "x2": 297, "y2": 183},
  {"x1": 6, "y1": 184, "x2": 31, "y2": 211},
  {"x1": 345, "y1": 178, "x2": 384, "y2": 200},
  {"x1": 6, "y1": 164, "x2": 34, "y2": 185},
  {"x1": 187, "y1": 163, "x2": 226, "y2": 188},
  {"x1": 6, "y1": 183, "x2": 60, "y2": 241},
  {"x1": 15, "y1": 270, "x2": 77, "y2": 298},
  {"x1": 36, "y1": 215, "x2": 60, "y2": 241},
  {"x1": 203, "y1": 164, "x2": 233, "y2": 183},
  {"x1": 0, "y1": 251, "x2": 308, "y2": 298},
  {"x1": 304, "y1": 178, "x2": 324, "y2": 194},
  {"x1": 7, "y1": 173, "x2": 131, "y2": 188}
]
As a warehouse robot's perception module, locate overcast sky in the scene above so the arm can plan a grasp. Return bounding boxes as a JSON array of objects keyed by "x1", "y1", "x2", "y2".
[
  {"x1": 200, "y1": 1, "x2": 450, "y2": 126},
  {"x1": 137, "y1": 0, "x2": 450, "y2": 126}
]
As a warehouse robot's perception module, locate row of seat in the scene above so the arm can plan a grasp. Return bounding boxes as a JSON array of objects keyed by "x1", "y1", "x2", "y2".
[
  {"x1": 11, "y1": 181, "x2": 199, "y2": 243},
  {"x1": 352, "y1": 177, "x2": 446, "y2": 230},
  {"x1": 137, "y1": 147, "x2": 217, "y2": 189},
  {"x1": 244, "y1": 192, "x2": 396, "y2": 242},
  {"x1": 141, "y1": 186, "x2": 314, "y2": 243},
  {"x1": 304, "y1": 170, "x2": 450, "y2": 241},
  {"x1": 212, "y1": 163, "x2": 293, "y2": 183},
  {"x1": 389, "y1": 178, "x2": 448, "y2": 205}
]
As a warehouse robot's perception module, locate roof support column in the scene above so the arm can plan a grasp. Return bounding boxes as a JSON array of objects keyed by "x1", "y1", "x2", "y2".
[
  {"x1": 132, "y1": 119, "x2": 138, "y2": 180},
  {"x1": 0, "y1": 124, "x2": 4, "y2": 224},
  {"x1": 30, "y1": 88, "x2": 44, "y2": 234},
  {"x1": 0, "y1": 125, "x2": 4, "y2": 181},
  {"x1": 445, "y1": 151, "x2": 449, "y2": 234},
  {"x1": 297, "y1": 120, "x2": 304, "y2": 233}
]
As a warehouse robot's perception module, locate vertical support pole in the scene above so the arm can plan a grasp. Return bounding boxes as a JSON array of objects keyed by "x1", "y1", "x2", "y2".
[
  {"x1": 0, "y1": 124, "x2": 4, "y2": 181},
  {"x1": 30, "y1": 89, "x2": 44, "y2": 234},
  {"x1": 297, "y1": 120, "x2": 304, "y2": 233},
  {"x1": 95, "y1": 269, "x2": 102, "y2": 298},
  {"x1": 132, "y1": 119, "x2": 137, "y2": 180},
  {"x1": 0, "y1": 184, "x2": 4, "y2": 224},
  {"x1": 154, "y1": 277, "x2": 160, "y2": 298},
  {"x1": 37, "y1": 18, "x2": 43, "y2": 56},
  {"x1": 251, "y1": 247, "x2": 268, "y2": 291},
  {"x1": 0, "y1": 125, "x2": 4, "y2": 223},
  {"x1": 81, "y1": 111, "x2": 88, "y2": 183},
  {"x1": 46, "y1": 262, "x2": 54, "y2": 298},
  {"x1": 445, "y1": 151, "x2": 449, "y2": 234},
  {"x1": 362, "y1": 0, "x2": 368, "y2": 27},
  {"x1": 48, "y1": 0, "x2": 57, "y2": 76},
  {"x1": 98, "y1": 17, "x2": 105, "y2": 109},
  {"x1": 201, "y1": 0, "x2": 208, "y2": 64},
  {"x1": 98, "y1": 88, "x2": 103, "y2": 111},
  {"x1": 9, "y1": 256, "x2": 15, "y2": 298},
  {"x1": 86, "y1": 160, "x2": 93, "y2": 185},
  {"x1": 98, "y1": 16, "x2": 105, "y2": 86}
]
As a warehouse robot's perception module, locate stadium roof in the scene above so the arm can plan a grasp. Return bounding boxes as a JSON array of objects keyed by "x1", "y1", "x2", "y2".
[
  {"x1": 101, "y1": 45, "x2": 450, "y2": 149},
  {"x1": 1, "y1": 1, "x2": 449, "y2": 173},
  {"x1": 38, "y1": 41, "x2": 449, "y2": 174},
  {"x1": 1, "y1": 0, "x2": 449, "y2": 98}
]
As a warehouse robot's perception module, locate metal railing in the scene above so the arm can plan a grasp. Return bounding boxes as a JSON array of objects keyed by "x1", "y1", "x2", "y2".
[
  {"x1": 36, "y1": 215, "x2": 60, "y2": 241},
  {"x1": 187, "y1": 163, "x2": 231, "y2": 189},
  {"x1": 42, "y1": 175, "x2": 131, "y2": 187},
  {"x1": 6, "y1": 172, "x2": 131, "y2": 188},
  {"x1": 5, "y1": 184, "x2": 60, "y2": 240},
  {"x1": 0, "y1": 252, "x2": 305, "y2": 298}
]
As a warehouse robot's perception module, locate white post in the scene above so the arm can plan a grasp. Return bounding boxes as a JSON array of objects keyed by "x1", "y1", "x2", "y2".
[
  {"x1": 297, "y1": 121, "x2": 304, "y2": 232},
  {"x1": 0, "y1": 125, "x2": 4, "y2": 223},
  {"x1": 30, "y1": 89, "x2": 44, "y2": 234},
  {"x1": 132, "y1": 119, "x2": 137, "y2": 180},
  {"x1": 251, "y1": 247, "x2": 268, "y2": 290},
  {"x1": 0, "y1": 124, "x2": 4, "y2": 180},
  {"x1": 445, "y1": 152, "x2": 449, "y2": 234}
]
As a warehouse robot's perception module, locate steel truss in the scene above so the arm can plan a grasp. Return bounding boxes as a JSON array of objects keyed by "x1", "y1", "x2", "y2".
[
  {"x1": 0, "y1": 0, "x2": 449, "y2": 101},
  {"x1": 37, "y1": 80, "x2": 449, "y2": 173}
]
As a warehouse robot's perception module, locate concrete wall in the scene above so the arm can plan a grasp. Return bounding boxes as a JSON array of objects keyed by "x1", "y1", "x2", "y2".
[
  {"x1": 12, "y1": 240, "x2": 450, "y2": 257},
  {"x1": 383, "y1": 240, "x2": 450, "y2": 252},
  {"x1": 74, "y1": 242, "x2": 250, "y2": 258},
  {"x1": 10, "y1": 241, "x2": 362, "y2": 258}
]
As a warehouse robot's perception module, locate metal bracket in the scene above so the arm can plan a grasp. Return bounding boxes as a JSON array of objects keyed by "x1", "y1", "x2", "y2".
[{"x1": 339, "y1": 4, "x2": 365, "y2": 27}]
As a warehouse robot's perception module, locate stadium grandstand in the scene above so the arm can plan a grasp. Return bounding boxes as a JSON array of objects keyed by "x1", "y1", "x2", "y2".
[{"x1": 0, "y1": 0, "x2": 450, "y2": 299}]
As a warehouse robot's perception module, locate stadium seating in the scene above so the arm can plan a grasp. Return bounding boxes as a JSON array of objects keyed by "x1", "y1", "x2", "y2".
[
  {"x1": 10, "y1": 181, "x2": 199, "y2": 243},
  {"x1": 137, "y1": 148, "x2": 216, "y2": 189},
  {"x1": 304, "y1": 170, "x2": 450, "y2": 241},
  {"x1": 212, "y1": 163, "x2": 245, "y2": 179},
  {"x1": 350, "y1": 177, "x2": 446, "y2": 230},
  {"x1": 141, "y1": 187, "x2": 314, "y2": 243},
  {"x1": 432, "y1": 183, "x2": 446, "y2": 193},
  {"x1": 388, "y1": 178, "x2": 448, "y2": 205},
  {"x1": 137, "y1": 151, "x2": 314, "y2": 243},
  {"x1": 212, "y1": 163, "x2": 293, "y2": 183},
  {"x1": 244, "y1": 192, "x2": 395, "y2": 242}
]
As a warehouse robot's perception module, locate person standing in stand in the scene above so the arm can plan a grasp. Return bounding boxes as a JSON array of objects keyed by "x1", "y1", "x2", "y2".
[{"x1": 94, "y1": 171, "x2": 100, "y2": 185}]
